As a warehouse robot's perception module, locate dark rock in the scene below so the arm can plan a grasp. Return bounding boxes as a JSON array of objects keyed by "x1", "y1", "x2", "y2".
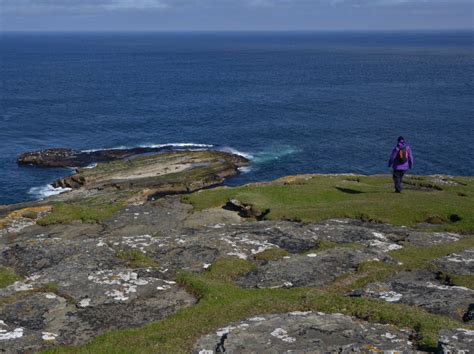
[
  {"x1": 193, "y1": 312, "x2": 417, "y2": 353},
  {"x1": 438, "y1": 328, "x2": 474, "y2": 353},
  {"x1": 17, "y1": 147, "x2": 164, "y2": 168},
  {"x1": 351, "y1": 270, "x2": 474, "y2": 322},
  {"x1": 432, "y1": 248, "x2": 474, "y2": 276},
  {"x1": 237, "y1": 248, "x2": 382, "y2": 289}
]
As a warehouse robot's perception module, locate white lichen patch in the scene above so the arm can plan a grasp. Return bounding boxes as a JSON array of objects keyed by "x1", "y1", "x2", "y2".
[
  {"x1": 42, "y1": 332, "x2": 58, "y2": 341},
  {"x1": 87, "y1": 269, "x2": 156, "y2": 302},
  {"x1": 383, "y1": 332, "x2": 397, "y2": 340},
  {"x1": 78, "y1": 298, "x2": 91, "y2": 307},
  {"x1": 372, "y1": 232, "x2": 387, "y2": 240},
  {"x1": 306, "y1": 253, "x2": 318, "y2": 258},
  {"x1": 203, "y1": 263, "x2": 211, "y2": 269},
  {"x1": 367, "y1": 239, "x2": 403, "y2": 252},
  {"x1": 216, "y1": 323, "x2": 249, "y2": 337},
  {"x1": 9, "y1": 281, "x2": 34, "y2": 292},
  {"x1": 0, "y1": 327, "x2": 23, "y2": 341},
  {"x1": 289, "y1": 311, "x2": 312, "y2": 316},
  {"x1": 377, "y1": 291, "x2": 403, "y2": 302},
  {"x1": 270, "y1": 328, "x2": 296, "y2": 343},
  {"x1": 426, "y1": 282, "x2": 471, "y2": 292},
  {"x1": 44, "y1": 293, "x2": 57, "y2": 299},
  {"x1": 248, "y1": 316, "x2": 266, "y2": 322}
]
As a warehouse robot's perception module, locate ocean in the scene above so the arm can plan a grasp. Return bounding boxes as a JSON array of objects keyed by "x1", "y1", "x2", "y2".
[{"x1": 1, "y1": 31, "x2": 473, "y2": 205}]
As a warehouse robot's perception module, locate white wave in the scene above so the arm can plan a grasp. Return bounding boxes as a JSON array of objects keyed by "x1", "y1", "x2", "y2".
[
  {"x1": 218, "y1": 146, "x2": 254, "y2": 159},
  {"x1": 140, "y1": 143, "x2": 214, "y2": 149},
  {"x1": 28, "y1": 184, "x2": 72, "y2": 199},
  {"x1": 82, "y1": 143, "x2": 214, "y2": 153},
  {"x1": 238, "y1": 166, "x2": 252, "y2": 174},
  {"x1": 83, "y1": 163, "x2": 97, "y2": 169}
]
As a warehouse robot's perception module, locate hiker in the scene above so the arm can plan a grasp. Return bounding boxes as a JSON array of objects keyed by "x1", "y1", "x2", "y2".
[{"x1": 388, "y1": 136, "x2": 414, "y2": 193}]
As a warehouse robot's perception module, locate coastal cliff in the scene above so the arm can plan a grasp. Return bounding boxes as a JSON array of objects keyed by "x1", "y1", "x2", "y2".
[{"x1": 1, "y1": 149, "x2": 473, "y2": 353}]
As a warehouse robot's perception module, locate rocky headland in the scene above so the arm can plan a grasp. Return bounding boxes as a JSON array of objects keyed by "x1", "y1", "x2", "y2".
[{"x1": 1, "y1": 148, "x2": 473, "y2": 353}]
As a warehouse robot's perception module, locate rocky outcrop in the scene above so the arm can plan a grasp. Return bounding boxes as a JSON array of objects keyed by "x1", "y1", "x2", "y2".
[
  {"x1": 194, "y1": 312, "x2": 416, "y2": 353},
  {"x1": 438, "y1": 328, "x2": 474, "y2": 353},
  {"x1": 50, "y1": 151, "x2": 248, "y2": 201},
  {"x1": 17, "y1": 147, "x2": 170, "y2": 168},
  {"x1": 350, "y1": 270, "x2": 474, "y2": 322}
]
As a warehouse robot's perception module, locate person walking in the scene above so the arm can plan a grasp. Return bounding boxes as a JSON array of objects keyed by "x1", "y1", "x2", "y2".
[{"x1": 388, "y1": 136, "x2": 414, "y2": 193}]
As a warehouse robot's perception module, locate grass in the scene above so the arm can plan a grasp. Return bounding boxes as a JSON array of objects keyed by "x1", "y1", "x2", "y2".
[
  {"x1": 116, "y1": 250, "x2": 159, "y2": 268},
  {"x1": 182, "y1": 174, "x2": 474, "y2": 233},
  {"x1": 254, "y1": 248, "x2": 289, "y2": 261},
  {"x1": 44, "y1": 234, "x2": 474, "y2": 353},
  {"x1": 37, "y1": 202, "x2": 123, "y2": 226},
  {"x1": 0, "y1": 267, "x2": 21, "y2": 288}
]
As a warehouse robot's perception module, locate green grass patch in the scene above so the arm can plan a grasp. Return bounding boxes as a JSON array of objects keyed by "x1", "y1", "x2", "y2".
[
  {"x1": 0, "y1": 267, "x2": 21, "y2": 288},
  {"x1": 37, "y1": 202, "x2": 123, "y2": 226},
  {"x1": 182, "y1": 174, "x2": 474, "y2": 233},
  {"x1": 115, "y1": 250, "x2": 159, "y2": 268},
  {"x1": 305, "y1": 240, "x2": 364, "y2": 254},
  {"x1": 389, "y1": 236, "x2": 474, "y2": 269},
  {"x1": 43, "y1": 256, "x2": 469, "y2": 354},
  {"x1": 22, "y1": 210, "x2": 38, "y2": 219},
  {"x1": 254, "y1": 248, "x2": 289, "y2": 261}
]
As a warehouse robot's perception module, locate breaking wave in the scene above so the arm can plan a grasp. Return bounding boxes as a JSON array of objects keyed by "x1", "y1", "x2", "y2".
[{"x1": 28, "y1": 184, "x2": 71, "y2": 199}]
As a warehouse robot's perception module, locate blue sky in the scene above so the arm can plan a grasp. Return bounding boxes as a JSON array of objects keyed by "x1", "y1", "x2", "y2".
[{"x1": 1, "y1": 0, "x2": 473, "y2": 31}]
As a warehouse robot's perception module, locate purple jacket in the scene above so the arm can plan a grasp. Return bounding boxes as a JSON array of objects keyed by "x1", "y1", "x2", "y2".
[{"x1": 388, "y1": 140, "x2": 414, "y2": 171}]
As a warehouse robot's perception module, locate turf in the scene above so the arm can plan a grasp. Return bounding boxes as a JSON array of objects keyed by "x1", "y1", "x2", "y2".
[{"x1": 182, "y1": 174, "x2": 474, "y2": 233}]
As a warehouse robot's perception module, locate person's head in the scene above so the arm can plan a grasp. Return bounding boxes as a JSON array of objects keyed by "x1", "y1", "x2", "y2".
[{"x1": 397, "y1": 136, "x2": 405, "y2": 143}]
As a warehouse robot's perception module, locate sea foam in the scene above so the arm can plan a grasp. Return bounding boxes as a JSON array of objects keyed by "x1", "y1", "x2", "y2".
[{"x1": 28, "y1": 185, "x2": 71, "y2": 199}]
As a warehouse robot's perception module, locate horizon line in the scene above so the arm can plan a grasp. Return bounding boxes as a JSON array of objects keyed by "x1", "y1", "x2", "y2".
[{"x1": 2, "y1": 28, "x2": 474, "y2": 34}]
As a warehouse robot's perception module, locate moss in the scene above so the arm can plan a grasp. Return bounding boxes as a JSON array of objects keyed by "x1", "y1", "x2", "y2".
[
  {"x1": 254, "y1": 248, "x2": 289, "y2": 262},
  {"x1": 37, "y1": 202, "x2": 123, "y2": 226},
  {"x1": 115, "y1": 250, "x2": 159, "y2": 268},
  {"x1": 0, "y1": 267, "x2": 21, "y2": 288}
]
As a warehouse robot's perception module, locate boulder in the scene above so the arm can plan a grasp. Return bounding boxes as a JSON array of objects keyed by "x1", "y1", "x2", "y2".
[{"x1": 193, "y1": 312, "x2": 416, "y2": 353}]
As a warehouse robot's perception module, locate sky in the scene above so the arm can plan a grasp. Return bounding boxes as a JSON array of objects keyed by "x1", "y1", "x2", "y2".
[{"x1": 1, "y1": 0, "x2": 473, "y2": 32}]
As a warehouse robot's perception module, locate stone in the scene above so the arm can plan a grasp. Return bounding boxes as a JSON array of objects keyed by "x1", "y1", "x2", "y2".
[
  {"x1": 193, "y1": 312, "x2": 416, "y2": 353},
  {"x1": 351, "y1": 270, "x2": 474, "y2": 322},
  {"x1": 438, "y1": 328, "x2": 474, "y2": 353}
]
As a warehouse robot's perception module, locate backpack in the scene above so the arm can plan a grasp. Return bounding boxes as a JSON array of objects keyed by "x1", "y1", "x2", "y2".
[{"x1": 396, "y1": 147, "x2": 408, "y2": 163}]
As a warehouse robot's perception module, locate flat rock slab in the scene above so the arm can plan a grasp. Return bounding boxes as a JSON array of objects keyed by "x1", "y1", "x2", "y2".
[
  {"x1": 438, "y1": 328, "x2": 474, "y2": 353},
  {"x1": 351, "y1": 270, "x2": 474, "y2": 322},
  {"x1": 432, "y1": 248, "x2": 474, "y2": 276},
  {"x1": 237, "y1": 248, "x2": 387, "y2": 289},
  {"x1": 193, "y1": 312, "x2": 416, "y2": 353}
]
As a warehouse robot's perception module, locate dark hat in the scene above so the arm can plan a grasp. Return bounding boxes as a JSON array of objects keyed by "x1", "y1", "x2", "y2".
[{"x1": 397, "y1": 136, "x2": 405, "y2": 142}]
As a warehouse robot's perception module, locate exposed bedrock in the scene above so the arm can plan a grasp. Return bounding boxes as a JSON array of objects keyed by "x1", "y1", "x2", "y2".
[
  {"x1": 16, "y1": 146, "x2": 199, "y2": 168},
  {"x1": 193, "y1": 312, "x2": 417, "y2": 353},
  {"x1": 350, "y1": 269, "x2": 474, "y2": 322},
  {"x1": 0, "y1": 192, "x2": 472, "y2": 352}
]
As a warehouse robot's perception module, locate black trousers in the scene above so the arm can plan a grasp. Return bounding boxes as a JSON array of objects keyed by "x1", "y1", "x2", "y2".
[{"x1": 392, "y1": 170, "x2": 405, "y2": 193}]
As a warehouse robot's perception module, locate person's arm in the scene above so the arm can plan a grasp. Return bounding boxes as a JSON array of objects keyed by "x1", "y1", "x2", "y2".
[
  {"x1": 408, "y1": 146, "x2": 414, "y2": 169},
  {"x1": 388, "y1": 148, "x2": 397, "y2": 167}
]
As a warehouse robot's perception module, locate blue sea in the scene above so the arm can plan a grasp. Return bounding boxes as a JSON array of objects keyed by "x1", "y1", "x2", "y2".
[{"x1": 1, "y1": 31, "x2": 473, "y2": 205}]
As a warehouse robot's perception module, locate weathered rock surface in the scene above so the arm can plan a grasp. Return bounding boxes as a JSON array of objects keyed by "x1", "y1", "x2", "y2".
[
  {"x1": 1, "y1": 184, "x2": 471, "y2": 352},
  {"x1": 237, "y1": 248, "x2": 391, "y2": 289},
  {"x1": 432, "y1": 248, "x2": 474, "y2": 276},
  {"x1": 48, "y1": 151, "x2": 248, "y2": 203},
  {"x1": 438, "y1": 328, "x2": 474, "y2": 353},
  {"x1": 17, "y1": 146, "x2": 175, "y2": 168},
  {"x1": 351, "y1": 270, "x2": 474, "y2": 322},
  {"x1": 193, "y1": 312, "x2": 416, "y2": 353}
]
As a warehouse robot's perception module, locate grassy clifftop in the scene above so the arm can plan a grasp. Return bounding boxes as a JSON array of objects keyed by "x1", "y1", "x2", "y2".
[{"x1": 183, "y1": 174, "x2": 474, "y2": 233}]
